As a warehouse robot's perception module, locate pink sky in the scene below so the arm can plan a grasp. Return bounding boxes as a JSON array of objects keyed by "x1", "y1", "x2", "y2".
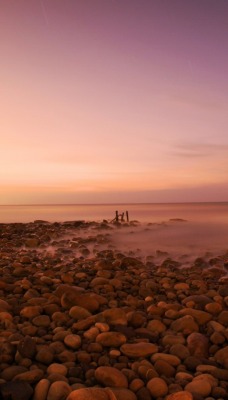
[{"x1": 1, "y1": 0, "x2": 228, "y2": 204}]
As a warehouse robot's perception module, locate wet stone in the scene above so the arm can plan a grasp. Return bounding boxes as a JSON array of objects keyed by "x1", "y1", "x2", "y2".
[
  {"x1": 17, "y1": 336, "x2": 37, "y2": 359},
  {"x1": 95, "y1": 366, "x2": 128, "y2": 388},
  {"x1": 0, "y1": 381, "x2": 33, "y2": 400}
]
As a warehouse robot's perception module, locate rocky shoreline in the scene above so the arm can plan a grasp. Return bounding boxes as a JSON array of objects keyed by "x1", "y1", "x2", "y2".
[{"x1": 0, "y1": 220, "x2": 228, "y2": 400}]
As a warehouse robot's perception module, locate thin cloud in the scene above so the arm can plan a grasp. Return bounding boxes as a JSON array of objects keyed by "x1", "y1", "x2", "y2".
[{"x1": 170, "y1": 143, "x2": 228, "y2": 158}]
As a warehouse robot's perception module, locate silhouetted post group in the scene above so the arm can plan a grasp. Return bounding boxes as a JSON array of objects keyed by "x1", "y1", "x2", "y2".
[{"x1": 114, "y1": 210, "x2": 129, "y2": 222}]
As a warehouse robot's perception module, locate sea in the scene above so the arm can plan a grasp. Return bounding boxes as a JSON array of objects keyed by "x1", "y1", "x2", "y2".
[{"x1": 0, "y1": 203, "x2": 228, "y2": 258}]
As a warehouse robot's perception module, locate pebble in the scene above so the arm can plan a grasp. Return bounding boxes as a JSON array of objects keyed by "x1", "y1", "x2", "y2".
[
  {"x1": 151, "y1": 353, "x2": 181, "y2": 366},
  {"x1": 46, "y1": 363, "x2": 68, "y2": 376},
  {"x1": 187, "y1": 332, "x2": 209, "y2": 358},
  {"x1": 66, "y1": 387, "x2": 110, "y2": 399},
  {"x1": 33, "y1": 379, "x2": 51, "y2": 400},
  {"x1": 96, "y1": 331, "x2": 127, "y2": 347},
  {"x1": 214, "y1": 345, "x2": 228, "y2": 368},
  {"x1": 1, "y1": 221, "x2": 228, "y2": 400},
  {"x1": 64, "y1": 334, "x2": 82, "y2": 349},
  {"x1": 185, "y1": 379, "x2": 212, "y2": 397},
  {"x1": 166, "y1": 392, "x2": 193, "y2": 400},
  {"x1": 69, "y1": 306, "x2": 92, "y2": 320},
  {"x1": 102, "y1": 308, "x2": 128, "y2": 326},
  {"x1": 0, "y1": 381, "x2": 33, "y2": 400},
  {"x1": 47, "y1": 381, "x2": 72, "y2": 400},
  {"x1": 95, "y1": 366, "x2": 128, "y2": 388},
  {"x1": 12, "y1": 368, "x2": 44, "y2": 384},
  {"x1": 147, "y1": 377, "x2": 168, "y2": 397}
]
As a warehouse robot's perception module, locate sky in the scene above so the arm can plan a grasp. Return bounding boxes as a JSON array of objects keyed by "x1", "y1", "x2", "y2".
[{"x1": 1, "y1": 0, "x2": 228, "y2": 204}]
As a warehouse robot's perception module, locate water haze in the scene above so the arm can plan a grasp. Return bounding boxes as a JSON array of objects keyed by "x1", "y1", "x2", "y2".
[{"x1": 0, "y1": 203, "x2": 228, "y2": 259}]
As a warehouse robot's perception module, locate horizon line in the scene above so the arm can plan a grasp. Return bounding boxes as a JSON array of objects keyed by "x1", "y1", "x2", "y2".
[{"x1": 0, "y1": 201, "x2": 228, "y2": 207}]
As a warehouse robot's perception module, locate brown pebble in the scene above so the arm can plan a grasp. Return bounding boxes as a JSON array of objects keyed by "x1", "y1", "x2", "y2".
[
  {"x1": 33, "y1": 379, "x2": 51, "y2": 400},
  {"x1": 95, "y1": 366, "x2": 128, "y2": 388},
  {"x1": 47, "y1": 381, "x2": 71, "y2": 400},
  {"x1": 147, "y1": 377, "x2": 168, "y2": 397}
]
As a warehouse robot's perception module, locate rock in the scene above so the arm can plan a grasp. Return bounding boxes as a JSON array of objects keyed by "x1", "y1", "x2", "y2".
[
  {"x1": 193, "y1": 373, "x2": 218, "y2": 388},
  {"x1": 214, "y1": 346, "x2": 228, "y2": 368},
  {"x1": 170, "y1": 315, "x2": 199, "y2": 334},
  {"x1": 61, "y1": 292, "x2": 99, "y2": 312},
  {"x1": 0, "y1": 366, "x2": 28, "y2": 381},
  {"x1": 129, "y1": 378, "x2": 144, "y2": 392},
  {"x1": 151, "y1": 353, "x2": 181, "y2": 366},
  {"x1": 136, "y1": 387, "x2": 151, "y2": 400},
  {"x1": 0, "y1": 299, "x2": 11, "y2": 311},
  {"x1": 185, "y1": 379, "x2": 211, "y2": 397},
  {"x1": 33, "y1": 379, "x2": 51, "y2": 400},
  {"x1": 32, "y1": 315, "x2": 51, "y2": 327},
  {"x1": 47, "y1": 363, "x2": 68, "y2": 376},
  {"x1": 162, "y1": 335, "x2": 185, "y2": 346},
  {"x1": 208, "y1": 320, "x2": 225, "y2": 332},
  {"x1": 64, "y1": 334, "x2": 81, "y2": 350},
  {"x1": 17, "y1": 336, "x2": 37, "y2": 359},
  {"x1": 0, "y1": 381, "x2": 33, "y2": 400},
  {"x1": 166, "y1": 392, "x2": 193, "y2": 400},
  {"x1": 90, "y1": 277, "x2": 110, "y2": 287},
  {"x1": 120, "y1": 343, "x2": 158, "y2": 358},
  {"x1": 210, "y1": 331, "x2": 225, "y2": 344},
  {"x1": 47, "y1": 373, "x2": 68, "y2": 383},
  {"x1": 95, "y1": 322, "x2": 110, "y2": 332},
  {"x1": 120, "y1": 257, "x2": 143, "y2": 268},
  {"x1": 84, "y1": 325, "x2": 100, "y2": 341},
  {"x1": 72, "y1": 315, "x2": 97, "y2": 331},
  {"x1": 211, "y1": 386, "x2": 227, "y2": 398},
  {"x1": 95, "y1": 366, "x2": 128, "y2": 388},
  {"x1": 147, "y1": 377, "x2": 168, "y2": 397},
  {"x1": 147, "y1": 320, "x2": 166, "y2": 333},
  {"x1": 20, "y1": 306, "x2": 42, "y2": 318},
  {"x1": 210, "y1": 367, "x2": 228, "y2": 380},
  {"x1": 174, "y1": 283, "x2": 189, "y2": 290},
  {"x1": 182, "y1": 295, "x2": 213, "y2": 308},
  {"x1": 154, "y1": 359, "x2": 176, "y2": 377},
  {"x1": 57, "y1": 350, "x2": 76, "y2": 363},
  {"x1": 205, "y1": 302, "x2": 222, "y2": 315},
  {"x1": 25, "y1": 238, "x2": 39, "y2": 247},
  {"x1": 217, "y1": 310, "x2": 228, "y2": 326},
  {"x1": 47, "y1": 381, "x2": 72, "y2": 400},
  {"x1": 110, "y1": 387, "x2": 137, "y2": 400},
  {"x1": 96, "y1": 332, "x2": 127, "y2": 347},
  {"x1": 35, "y1": 348, "x2": 54, "y2": 365},
  {"x1": 13, "y1": 368, "x2": 44, "y2": 384},
  {"x1": 69, "y1": 306, "x2": 92, "y2": 320},
  {"x1": 179, "y1": 308, "x2": 212, "y2": 325},
  {"x1": 218, "y1": 284, "x2": 228, "y2": 297},
  {"x1": 54, "y1": 285, "x2": 84, "y2": 298},
  {"x1": 102, "y1": 308, "x2": 127, "y2": 326},
  {"x1": 184, "y1": 356, "x2": 202, "y2": 371},
  {"x1": 66, "y1": 388, "x2": 109, "y2": 400},
  {"x1": 175, "y1": 372, "x2": 193, "y2": 381},
  {"x1": 169, "y1": 344, "x2": 190, "y2": 360},
  {"x1": 187, "y1": 332, "x2": 209, "y2": 358}
]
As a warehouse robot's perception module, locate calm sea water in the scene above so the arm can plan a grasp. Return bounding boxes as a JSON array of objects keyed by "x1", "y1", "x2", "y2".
[
  {"x1": 0, "y1": 202, "x2": 228, "y2": 224},
  {"x1": 0, "y1": 203, "x2": 228, "y2": 257}
]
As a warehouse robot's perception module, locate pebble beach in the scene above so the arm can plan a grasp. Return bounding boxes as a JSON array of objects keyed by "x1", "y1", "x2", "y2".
[{"x1": 0, "y1": 220, "x2": 228, "y2": 400}]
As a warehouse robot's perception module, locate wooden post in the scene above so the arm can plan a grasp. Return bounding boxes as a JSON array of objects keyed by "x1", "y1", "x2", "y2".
[
  {"x1": 121, "y1": 212, "x2": 124, "y2": 222},
  {"x1": 115, "y1": 210, "x2": 119, "y2": 222},
  {"x1": 126, "y1": 211, "x2": 129, "y2": 222}
]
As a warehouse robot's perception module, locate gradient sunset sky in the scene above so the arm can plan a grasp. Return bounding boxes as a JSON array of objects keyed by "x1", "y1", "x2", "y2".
[{"x1": 1, "y1": 0, "x2": 228, "y2": 204}]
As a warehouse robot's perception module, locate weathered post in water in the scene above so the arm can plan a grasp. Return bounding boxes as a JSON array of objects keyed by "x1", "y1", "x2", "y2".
[
  {"x1": 115, "y1": 211, "x2": 119, "y2": 222},
  {"x1": 126, "y1": 211, "x2": 129, "y2": 222}
]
